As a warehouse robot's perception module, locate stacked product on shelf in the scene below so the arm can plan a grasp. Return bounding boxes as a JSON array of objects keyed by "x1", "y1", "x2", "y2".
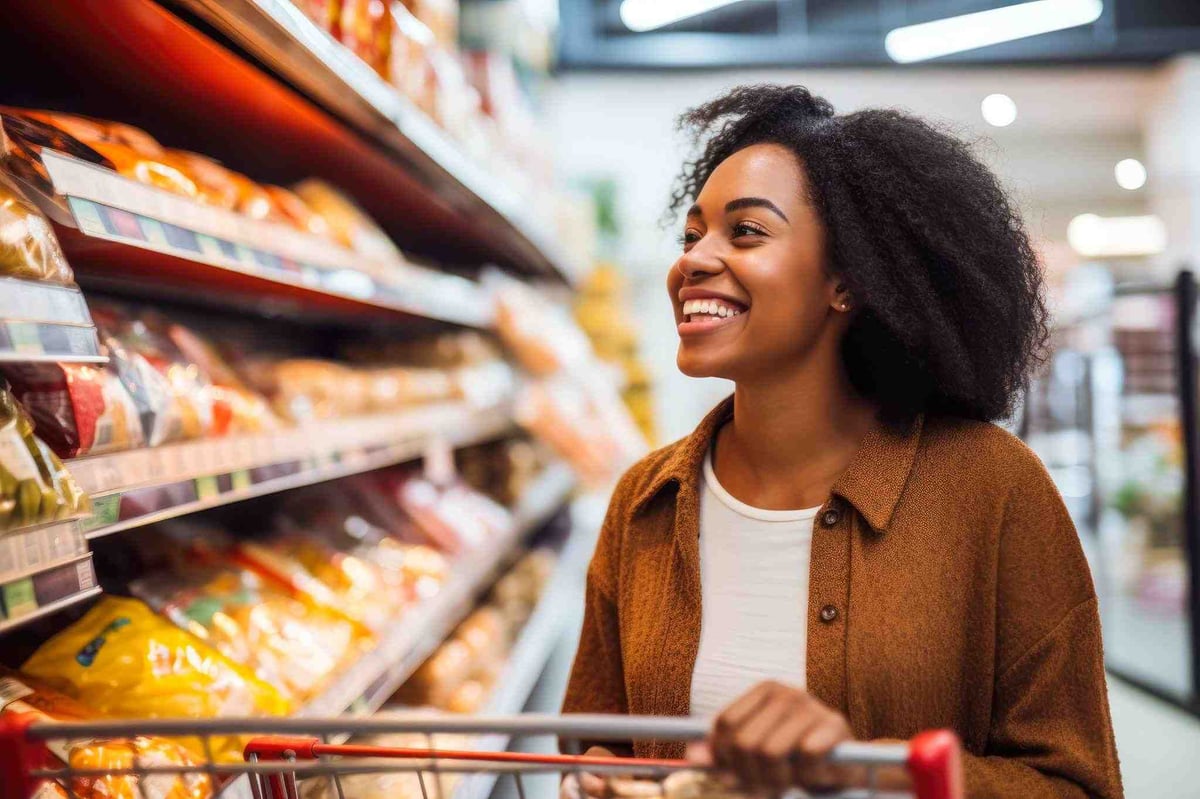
[
  {"x1": 575, "y1": 264, "x2": 659, "y2": 445},
  {"x1": 5, "y1": 452, "x2": 551, "y2": 771},
  {"x1": 292, "y1": 0, "x2": 547, "y2": 199},
  {"x1": 0, "y1": 4, "x2": 613, "y2": 793},
  {"x1": 0, "y1": 666, "x2": 213, "y2": 799},
  {"x1": 392, "y1": 547, "x2": 555, "y2": 713},
  {"x1": 0, "y1": 383, "x2": 89, "y2": 531},
  {"x1": 487, "y1": 270, "x2": 648, "y2": 486}
]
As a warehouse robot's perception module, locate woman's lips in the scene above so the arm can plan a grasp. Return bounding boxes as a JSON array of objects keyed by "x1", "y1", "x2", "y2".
[{"x1": 677, "y1": 309, "x2": 747, "y2": 336}]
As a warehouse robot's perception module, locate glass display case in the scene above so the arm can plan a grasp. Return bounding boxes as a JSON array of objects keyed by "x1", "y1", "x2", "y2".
[{"x1": 1022, "y1": 271, "x2": 1200, "y2": 714}]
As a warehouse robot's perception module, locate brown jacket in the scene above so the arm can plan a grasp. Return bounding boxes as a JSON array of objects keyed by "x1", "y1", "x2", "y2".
[{"x1": 563, "y1": 398, "x2": 1122, "y2": 798}]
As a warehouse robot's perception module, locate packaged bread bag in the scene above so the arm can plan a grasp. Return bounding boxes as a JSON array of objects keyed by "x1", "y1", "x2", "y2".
[
  {"x1": 0, "y1": 666, "x2": 212, "y2": 799},
  {"x1": 22, "y1": 596, "x2": 291, "y2": 761}
]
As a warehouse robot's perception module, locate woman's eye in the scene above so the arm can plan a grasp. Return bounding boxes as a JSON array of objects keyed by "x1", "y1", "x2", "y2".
[
  {"x1": 679, "y1": 230, "x2": 701, "y2": 248},
  {"x1": 732, "y1": 222, "x2": 767, "y2": 238}
]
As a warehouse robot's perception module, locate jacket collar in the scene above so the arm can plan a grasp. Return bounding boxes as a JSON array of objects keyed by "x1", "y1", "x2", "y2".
[{"x1": 631, "y1": 396, "x2": 924, "y2": 532}]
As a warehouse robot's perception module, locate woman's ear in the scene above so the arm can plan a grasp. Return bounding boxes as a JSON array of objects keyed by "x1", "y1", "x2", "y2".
[{"x1": 833, "y1": 282, "x2": 852, "y2": 313}]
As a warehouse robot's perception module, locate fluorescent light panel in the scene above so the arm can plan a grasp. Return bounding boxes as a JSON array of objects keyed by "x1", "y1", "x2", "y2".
[
  {"x1": 619, "y1": 0, "x2": 752, "y2": 33},
  {"x1": 885, "y1": 0, "x2": 1103, "y2": 63},
  {"x1": 1067, "y1": 214, "x2": 1166, "y2": 258}
]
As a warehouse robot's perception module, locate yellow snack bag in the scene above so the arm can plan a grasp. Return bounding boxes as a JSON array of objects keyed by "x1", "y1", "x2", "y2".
[{"x1": 22, "y1": 597, "x2": 291, "y2": 760}]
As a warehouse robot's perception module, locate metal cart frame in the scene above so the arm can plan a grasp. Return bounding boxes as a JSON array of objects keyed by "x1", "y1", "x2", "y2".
[{"x1": 0, "y1": 713, "x2": 962, "y2": 799}]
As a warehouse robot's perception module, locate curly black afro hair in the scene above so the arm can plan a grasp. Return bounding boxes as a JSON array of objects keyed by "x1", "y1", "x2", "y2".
[{"x1": 671, "y1": 84, "x2": 1048, "y2": 428}]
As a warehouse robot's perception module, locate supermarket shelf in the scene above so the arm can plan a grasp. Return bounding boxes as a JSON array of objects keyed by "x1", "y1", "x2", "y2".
[
  {"x1": 0, "y1": 277, "x2": 104, "y2": 363},
  {"x1": 0, "y1": 552, "x2": 99, "y2": 634},
  {"x1": 41, "y1": 152, "x2": 494, "y2": 329},
  {"x1": 451, "y1": 510, "x2": 597, "y2": 799},
  {"x1": 0, "y1": 519, "x2": 89, "y2": 584},
  {"x1": 300, "y1": 461, "x2": 576, "y2": 719},
  {"x1": 72, "y1": 401, "x2": 515, "y2": 539},
  {"x1": 2, "y1": 0, "x2": 574, "y2": 282},
  {"x1": 170, "y1": 0, "x2": 580, "y2": 285}
]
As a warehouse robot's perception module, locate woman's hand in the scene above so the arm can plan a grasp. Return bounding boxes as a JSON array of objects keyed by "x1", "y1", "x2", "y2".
[
  {"x1": 560, "y1": 746, "x2": 615, "y2": 799},
  {"x1": 704, "y1": 681, "x2": 858, "y2": 794}
]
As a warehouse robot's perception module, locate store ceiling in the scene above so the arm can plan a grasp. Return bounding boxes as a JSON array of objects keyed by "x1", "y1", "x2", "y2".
[{"x1": 557, "y1": 0, "x2": 1200, "y2": 69}]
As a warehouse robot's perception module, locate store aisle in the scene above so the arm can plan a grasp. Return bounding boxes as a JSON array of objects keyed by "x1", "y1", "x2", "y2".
[{"x1": 1110, "y1": 679, "x2": 1200, "y2": 797}]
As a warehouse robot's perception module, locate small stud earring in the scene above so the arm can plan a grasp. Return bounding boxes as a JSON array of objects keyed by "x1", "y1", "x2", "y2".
[{"x1": 837, "y1": 302, "x2": 850, "y2": 312}]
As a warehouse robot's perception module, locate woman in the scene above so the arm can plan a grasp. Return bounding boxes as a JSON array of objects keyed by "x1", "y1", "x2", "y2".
[{"x1": 561, "y1": 85, "x2": 1122, "y2": 798}]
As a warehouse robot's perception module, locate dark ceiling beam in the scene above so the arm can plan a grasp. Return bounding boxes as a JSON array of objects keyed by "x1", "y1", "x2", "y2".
[{"x1": 559, "y1": 0, "x2": 1200, "y2": 70}]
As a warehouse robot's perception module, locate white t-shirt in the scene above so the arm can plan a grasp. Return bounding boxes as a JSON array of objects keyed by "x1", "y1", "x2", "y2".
[{"x1": 689, "y1": 452, "x2": 819, "y2": 720}]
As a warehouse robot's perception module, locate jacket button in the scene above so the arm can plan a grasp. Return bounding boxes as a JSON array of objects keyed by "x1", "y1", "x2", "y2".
[
  {"x1": 821, "y1": 508, "x2": 841, "y2": 527},
  {"x1": 820, "y1": 604, "x2": 839, "y2": 623}
]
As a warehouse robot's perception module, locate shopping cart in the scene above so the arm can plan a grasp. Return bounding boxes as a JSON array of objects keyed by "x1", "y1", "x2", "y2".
[{"x1": 0, "y1": 714, "x2": 962, "y2": 799}]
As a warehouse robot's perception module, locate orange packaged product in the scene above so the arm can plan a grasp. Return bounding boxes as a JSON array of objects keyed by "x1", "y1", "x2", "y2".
[
  {"x1": 339, "y1": 0, "x2": 393, "y2": 77},
  {"x1": 13, "y1": 111, "x2": 166, "y2": 158},
  {"x1": 0, "y1": 670, "x2": 213, "y2": 799},
  {"x1": 163, "y1": 322, "x2": 280, "y2": 434},
  {"x1": 130, "y1": 564, "x2": 362, "y2": 703},
  {"x1": 262, "y1": 185, "x2": 332, "y2": 238},
  {"x1": 235, "y1": 358, "x2": 367, "y2": 422},
  {"x1": 160, "y1": 151, "x2": 241, "y2": 210},
  {"x1": 235, "y1": 533, "x2": 401, "y2": 635},
  {"x1": 295, "y1": 0, "x2": 342, "y2": 35},
  {"x1": 292, "y1": 178, "x2": 402, "y2": 261},
  {"x1": 84, "y1": 140, "x2": 199, "y2": 199}
]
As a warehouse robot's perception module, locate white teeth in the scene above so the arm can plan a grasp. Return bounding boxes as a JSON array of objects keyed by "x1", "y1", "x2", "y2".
[{"x1": 682, "y1": 298, "x2": 744, "y2": 318}]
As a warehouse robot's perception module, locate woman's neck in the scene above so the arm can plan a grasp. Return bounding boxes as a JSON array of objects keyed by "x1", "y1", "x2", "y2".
[{"x1": 715, "y1": 353, "x2": 877, "y2": 510}]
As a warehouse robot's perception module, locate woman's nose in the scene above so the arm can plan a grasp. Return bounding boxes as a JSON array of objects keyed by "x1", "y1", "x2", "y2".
[{"x1": 676, "y1": 240, "x2": 726, "y2": 280}]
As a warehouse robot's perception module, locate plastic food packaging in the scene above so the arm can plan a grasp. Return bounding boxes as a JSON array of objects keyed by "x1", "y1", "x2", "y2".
[
  {"x1": 163, "y1": 322, "x2": 280, "y2": 435},
  {"x1": 84, "y1": 141, "x2": 199, "y2": 199},
  {"x1": 0, "y1": 111, "x2": 111, "y2": 200},
  {"x1": 292, "y1": 179, "x2": 403, "y2": 263},
  {"x1": 3, "y1": 362, "x2": 145, "y2": 458},
  {"x1": 92, "y1": 306, "x2": 215, "y2": 441},
  {"x1": 12, "y1": 111, "x2": 198, "y2": 200},
  {"x1": 486, "y1": 271, "x2": 593, "y2": 377},
  {"x1": 14, "y1": 111, "x2": 166, "y2": 158},
  {"x1": 262, "y1": 185, "x2": 332, "y2": 238},
  {"x1": 399, "y1": 0, "x2": 458, "y2": 51},
  {"x1": 91, "y1": 308, "x2": 187, "y2": 447},
  {"x1": 21, "y1": 596, "x2": 292, "y2": 759},
  {"x1": 0, "y1": 668, "x2": 213, "y2": 799},
  {"x1": 161, "y1": 150, "x2": 241, "y2": 211},
  {"x1": 0, "y1": 384, "x2": 90, "y2": 530},
  {"x1": 387, "y1": 3, "x2": 438, "y2": 118},
  {"x1": 0, "y1": 173, "x2": 75, "y2": 285},
  {"x1": 299, "y1": 720, "x2": 472, "y2": 799},
  {"x1": 295, "y1": 0, "x2": 340, "y2": 35},
  {"x1": 130, "y1": 564, "x2": 361, "y2": 703},
  {"x1": 274, "y1": 485, "x2": 448, "y2": 603},
  {"x1": 369, "y1": 471, "x2": 506, "y2": 554},
  {"x1": 339, "y1": 0, "x2": 394, "y2": 77},
  {"x1": 234, "y1": 533, "x2": 399, "y2": 635},
  {"x1": 235, "y1": 358, "x2": 367, "y2": 422}
]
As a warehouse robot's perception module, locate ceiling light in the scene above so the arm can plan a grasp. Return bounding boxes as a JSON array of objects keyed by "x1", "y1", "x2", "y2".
[
  {"x1": 619, "y1": 0, "x2": 751, "y2": 33},
  {"x1": 981, "y1": 94, "x2": 1018, "y2": 127},
  {"x1": 885, "y1": 0, "x2": 1103, "y2": 63},
  {"x1": 1068, "y1": 213, "x2": 1166, "y2": 258},
  {"x1": 1114, "y1": 158, "x2": 1147, "y2": 191}
]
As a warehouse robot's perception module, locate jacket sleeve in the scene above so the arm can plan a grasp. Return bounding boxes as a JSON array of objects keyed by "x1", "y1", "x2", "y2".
[
  {"x1": 560, "y1": 471, "x2": 634, "y2": 754},
  {"x1": 963, "y1": 453, "x2": 1123, "y2": 798}
]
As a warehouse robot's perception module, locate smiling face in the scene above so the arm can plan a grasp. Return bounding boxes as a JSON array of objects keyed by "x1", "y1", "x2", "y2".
[{"x1": 668, "y1": 143, "x2": 846, "y2": 383}]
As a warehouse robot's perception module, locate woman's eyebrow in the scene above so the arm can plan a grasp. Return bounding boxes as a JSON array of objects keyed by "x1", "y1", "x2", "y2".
[{"x1": 725, "y1": 197, "x2": 789, "y2": 222}]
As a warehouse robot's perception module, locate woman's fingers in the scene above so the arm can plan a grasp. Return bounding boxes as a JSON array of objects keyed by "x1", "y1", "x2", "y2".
[
  {"x1": 793, "y1": 708, "x2": 857, "y2": 792},
  {"x1": 711, "y1": 682, "x2": 776, "y2": 773},
  {"x1": 578, "y1": 770, "x2": 608, "y2": 798},
  {"x1": 709, "y1": 682, "x2": 857, "y2": 794}
]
